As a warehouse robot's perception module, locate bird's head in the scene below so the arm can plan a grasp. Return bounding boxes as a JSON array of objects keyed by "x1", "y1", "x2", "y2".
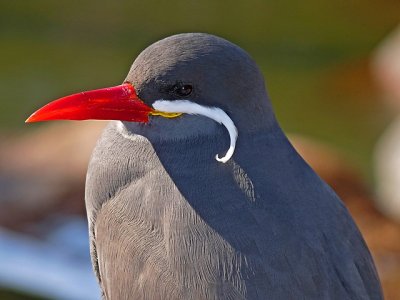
[{"x1": 26, "y1": 33, "x2": 275, "y2": 162}]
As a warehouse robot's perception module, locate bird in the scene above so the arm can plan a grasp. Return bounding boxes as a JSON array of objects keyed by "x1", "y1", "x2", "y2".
[{"x1": 26, "y1": 33, "x2": 383, "y2": 300}]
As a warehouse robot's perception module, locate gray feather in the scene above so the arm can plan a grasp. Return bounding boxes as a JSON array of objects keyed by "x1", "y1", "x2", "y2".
[{"x1": 85, "y1": 33, "x2": 382, "y2": 300}]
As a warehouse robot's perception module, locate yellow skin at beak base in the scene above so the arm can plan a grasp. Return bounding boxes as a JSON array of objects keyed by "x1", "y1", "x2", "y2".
[{"x1": 150, "y1": 111, "x2": 183, "y2": 118}]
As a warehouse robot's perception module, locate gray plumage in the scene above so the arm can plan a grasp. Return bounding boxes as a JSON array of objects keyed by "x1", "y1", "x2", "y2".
[{"x1": 85, "y1": 33, "x2": 383, "y2": 299}]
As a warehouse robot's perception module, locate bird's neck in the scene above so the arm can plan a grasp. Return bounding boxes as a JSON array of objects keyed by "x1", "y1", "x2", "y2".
[
  {"x1": 119, "y1": 117, "x2": 301, "y2": 179},
  {"x1": 112, "y1": 119, "x2": 317, "y2": 212}
]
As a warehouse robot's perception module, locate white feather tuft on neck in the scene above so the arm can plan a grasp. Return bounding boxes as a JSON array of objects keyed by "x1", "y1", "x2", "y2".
[{"x1": 152, "y1": 100, "x2": 238, "y2": 163}]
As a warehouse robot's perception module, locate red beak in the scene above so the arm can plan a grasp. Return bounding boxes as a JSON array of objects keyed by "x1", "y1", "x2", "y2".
[{"x1": 26, "y1": 83, "x2": 153, "y2": 123}]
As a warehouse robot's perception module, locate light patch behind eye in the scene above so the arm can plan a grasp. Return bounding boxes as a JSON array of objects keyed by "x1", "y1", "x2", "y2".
[{"x1": 152, "y1": 100, "x2": 238, "y2": 163}]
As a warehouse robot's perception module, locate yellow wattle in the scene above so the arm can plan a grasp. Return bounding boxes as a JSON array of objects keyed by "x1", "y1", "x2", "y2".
[{"x1": 149, "y1": 110, "x2": 182, "y2": 118}]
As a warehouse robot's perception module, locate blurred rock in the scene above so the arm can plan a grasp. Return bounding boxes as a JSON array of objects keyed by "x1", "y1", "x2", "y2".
[
  {"x1": 372, "y1": 24, "x2": 400, "y2": 109},
  {"x1": 375, "y1": 118, "x2": 400, "y2": 223},
  {"x1": 0, "y1": 121, "x2": 106, "y2": 231},
  {"x1": 372, "y1": 24, "x2": 400, "y2": 226}
]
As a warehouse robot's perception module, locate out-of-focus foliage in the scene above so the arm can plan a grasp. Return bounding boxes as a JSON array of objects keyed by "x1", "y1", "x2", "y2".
[
  {"x1": 1, "y1": 1, "x2": 398, "y2": 176},
  {"x1": 0, "y1": 288, "x2": 49, "y2": 300}
]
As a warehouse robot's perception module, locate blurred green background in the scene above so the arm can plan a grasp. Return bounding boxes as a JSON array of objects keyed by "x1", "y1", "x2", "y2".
[
  {"x1": 1, "y1": 1, "x2": 400, "y2": 299},
  {"x1": 1, "y1": 0, "x2": 399, "y2": 178}
]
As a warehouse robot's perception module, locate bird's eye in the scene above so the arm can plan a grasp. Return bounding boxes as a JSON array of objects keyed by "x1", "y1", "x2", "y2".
[{"x1": 174, "y1": 84, "x2": 193, "y2": 97}]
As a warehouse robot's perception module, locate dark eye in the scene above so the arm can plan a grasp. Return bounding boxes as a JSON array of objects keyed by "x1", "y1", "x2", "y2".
[{"x1": 174, "y1": 84, "x2": 193, "y2": 97}]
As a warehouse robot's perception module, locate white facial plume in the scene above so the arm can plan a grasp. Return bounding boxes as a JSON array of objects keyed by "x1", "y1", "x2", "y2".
[{"x1": 152, "y1": 100, "x2": 238, "y2": 163}]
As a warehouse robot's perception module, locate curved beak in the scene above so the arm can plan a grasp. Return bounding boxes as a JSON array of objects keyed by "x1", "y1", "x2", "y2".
[{"x1": 26, "y1": 83, "x2": 155, "y2": 123}]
